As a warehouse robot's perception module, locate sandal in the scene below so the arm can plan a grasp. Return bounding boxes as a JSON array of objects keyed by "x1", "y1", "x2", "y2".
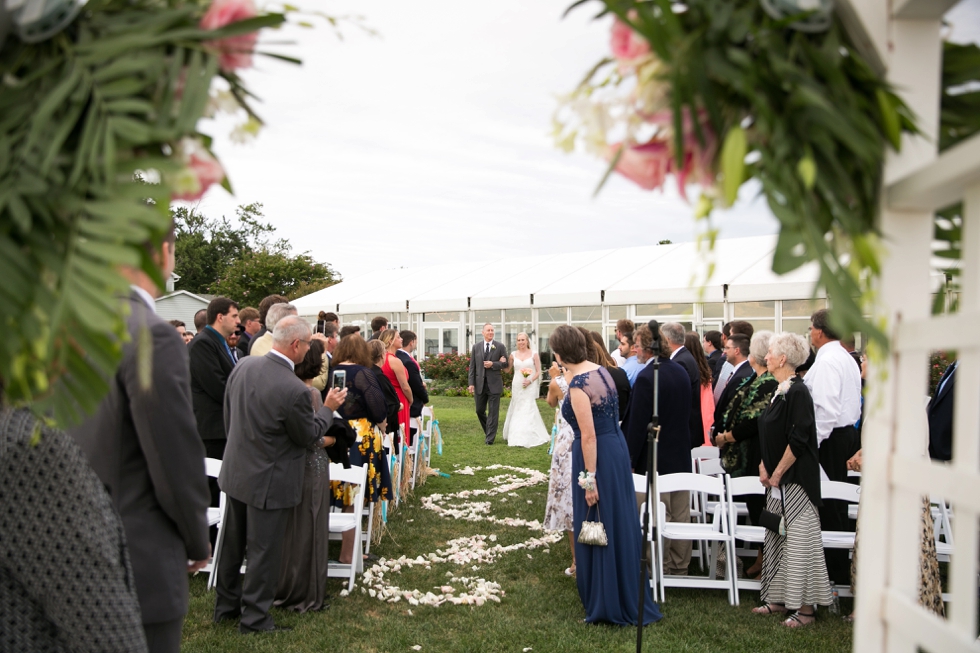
[
  {"x1": 784, "y1": 611, "x2": 816, "y2": 628},
  {"x1": 752, "y1": 603, "x2": 788, "y2": 615},
  {"x1": 564, "y1": 566, "x2": 576, "y2": 577}
]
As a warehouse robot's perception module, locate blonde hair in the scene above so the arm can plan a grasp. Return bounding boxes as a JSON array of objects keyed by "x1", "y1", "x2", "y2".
[
  {"x1": 516, "y1": 331, "x2": 531, "y2": 351},
  {"x1": 367, "y1": 339, "x2": 386, "y2": 366},
  {"x1": 378, "y1": 329, "x2": 397, "y2": 348}
]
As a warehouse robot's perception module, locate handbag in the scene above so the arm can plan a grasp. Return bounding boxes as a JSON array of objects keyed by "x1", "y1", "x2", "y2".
[
  {"x1": 578, "y1": 505, "x2": 608, "y2": 547},
  {"x1": 758, "y1": 490, "x2": 786, "y2": 536}
]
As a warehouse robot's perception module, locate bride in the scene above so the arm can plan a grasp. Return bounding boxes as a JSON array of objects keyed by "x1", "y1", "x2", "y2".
[{"x1": 502, "y1": 332, "x2": 550, "y2": 447}]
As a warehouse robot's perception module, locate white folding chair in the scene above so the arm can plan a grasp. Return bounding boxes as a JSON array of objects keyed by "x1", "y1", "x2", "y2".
[
  {"x1": 726, "y1": 475, "x2": 767, "y2": 602},
  {"x1": 931, "y1": 495, "x2": 954, "y2": 562},
  {"x1": 820, "y1": 480, "x2": 861, "y2": 597},
  {"x1": 690, "y1": 445, "x2": 720, "y2": 471},
  {"x1": 328, "y1": 463, "x2": 368, "y2": 592},
  {"x1": 655, "y1": 472, "x2": 737, "y2": 605},
  {"x1": 632, "y1": 473, "x2": 661, "y2": 601},
  {"x1": 204, "y1": 458, "x2": 227, "y2": 591}
]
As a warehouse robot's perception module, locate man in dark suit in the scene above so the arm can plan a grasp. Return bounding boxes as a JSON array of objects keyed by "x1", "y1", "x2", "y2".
[
  {"x1": 70, "y1": 224, "x2": 211, "y2": 653},
  {"x1": 467, "y1": 323, "x2": 508, "y2": 445},
  {"x1": 713, "y1": 333, "x2": 754, "y2": 432},
  {"x1": 189, "y1": 296, "x2": 239, "y2": 545},
  {"x1": 703, "y1": 330, "x2": 723, "y2": 387},
  {"x1": 369, "y1": 315, "x2": 388, "y2": 340},
  {"x1": 396, "y1": 330, "x2": 429, "y2": 424},
  {"x1": 928, "y1": 360, "x2": 956, "y2": 461},
  {"x1": 662, "y1": 322, "x2": 705, "y2": 449},
  {"x1": 236, "y1": 306, "x2": 261, "y2": 358},
  {"x1": 622, "y1": 323, "x2": 693, "y2": 575},
  {"x1": 215, "y1": 316, "x2": 346, "y2": 633}
]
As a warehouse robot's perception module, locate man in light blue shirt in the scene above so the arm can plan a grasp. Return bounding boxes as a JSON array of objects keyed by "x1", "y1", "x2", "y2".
[{"x1": 620, "y1": 333, "x2": 649, "y2": 386}]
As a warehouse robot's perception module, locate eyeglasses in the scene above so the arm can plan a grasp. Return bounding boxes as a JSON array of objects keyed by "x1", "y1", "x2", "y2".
[{"x1": 297, "y1": 339, "x2": 312, "y2": 347}]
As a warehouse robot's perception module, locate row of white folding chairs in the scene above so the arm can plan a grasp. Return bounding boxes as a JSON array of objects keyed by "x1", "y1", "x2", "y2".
[
  {"x1": 634, "y1": 471, "x2": 862, "y2": 607},
  {"x1": 204, "y1": 457, "x2": 370, "y2": 594}
]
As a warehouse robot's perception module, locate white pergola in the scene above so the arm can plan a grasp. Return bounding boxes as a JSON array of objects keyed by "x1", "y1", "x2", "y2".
[{"x1": 851, "y1": 1, "x2": 980, "y2": 652}]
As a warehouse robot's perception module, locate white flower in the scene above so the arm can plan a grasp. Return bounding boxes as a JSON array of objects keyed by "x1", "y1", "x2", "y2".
[{"x1": 412, "y1": 646, "x2": 422, "y2": 651}]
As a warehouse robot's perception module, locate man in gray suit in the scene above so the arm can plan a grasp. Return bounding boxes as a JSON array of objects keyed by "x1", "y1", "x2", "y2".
[
  {"x1": 70, "y1": 223, "x2": 211, "y2": 653},
  {"x1": 215, "y1": 316, "x2": 346, "y2": 633},
  {"x1": 467, "y1": 323, "x2": 508, "y2": 445}
]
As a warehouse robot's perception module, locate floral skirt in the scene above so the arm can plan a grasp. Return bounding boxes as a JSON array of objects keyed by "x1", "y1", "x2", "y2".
[{"x1": 331, "y1": 419, "x2": 392, "y2": 505}]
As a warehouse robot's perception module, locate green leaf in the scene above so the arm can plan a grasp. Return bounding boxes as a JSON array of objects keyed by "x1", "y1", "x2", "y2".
[
  {"x1": 720, "y1": 126, "x2": 747, "y2": 207},
  {"x1": 797, "y1": 155, "x2": 816, "y2": 190},
  {"x1": 877, "y1": 88, "x2": 902, "y2": 151}
]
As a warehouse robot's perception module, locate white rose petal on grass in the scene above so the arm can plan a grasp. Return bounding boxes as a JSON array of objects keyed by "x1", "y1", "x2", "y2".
[
  {"x1": 412, "y1": 646, "x2": 422, "y2": 651},
  {"x1": 524, "y1": 649, "x2": 534, "y2": 652},
  {"x1": 339, "y1": 589, "x2": 349, "y2": 597}
]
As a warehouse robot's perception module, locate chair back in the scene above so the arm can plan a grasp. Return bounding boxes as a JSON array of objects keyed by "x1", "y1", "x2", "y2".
[
  {"x1": 658, "y1": 472, "x2": 725, "y2": 497},
  {"x1": 205, "y1": 457, "x2": 221, "y2": 478},
  {"x1": 633, "y1": 473, "x2": 648, "y2": 495},
  {"x1": 697, "y1": 458, "x2": 725, "y2": 477},
  {"x1": 728, "y1": 475, "x2": 765, "y2": 497},
  {"x1": 821, "y1": 480, "x2": 861, "y2": 504}
]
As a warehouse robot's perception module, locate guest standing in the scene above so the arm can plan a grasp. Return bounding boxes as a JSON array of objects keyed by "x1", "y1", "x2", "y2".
[
  {"x1": 703, "y1": 330, "x2": 724, "y2": 387},
  {"x1": 684, "y1": 331, "x2": 716, "y2": 446},
  {"x1": 713, "y1": 333, "x2": 754, "y2": 435},
  {"x1": 71, "y1": 230, "x2": 211, "y2": 652},
  {"x1": 247, "y1": 294, "x2": 288, "y2": 354},
  {"x1": 752, "y1": 332, "x2": 832, "y2": 627},
  {"x1": 368, "y1": 340, "x2": 402, "y2": 440},
  {"x1": 588, "y1": 331, "x2": 630, "y2": 421},
  {"x1": 621, "y1": 324, "x2": 692, "y2": 576},
  {"x1": 713, "y1": 331, "x2": 777, "y2": 578},
  {"x1": 379, "y1": 330, "x2": 413, "y2": 440},
  {"x1": 236, "y1": 307, "x2": 261, "y2": 358},
  {"x1": 803, "y1": 309, "x2": 861, "y2": 585},
  {"x1": 249, "y1": 303, "x2": 296, "y2": 358},
  {"x1": 396, "y1": 330, "x2": 430, "y2": 429},
  {"x1": 661, "y1": 323, "x2": 704, "y2": 450},
  {"x1": 544, "y1": 361, "x2": 576, "y2": 577},
  {"x1": 331, "y1": 335, "x2": 391, "y2": 564},
  {"x1": 275, "y1": 339, "x2": 336, "y2": 613},
  {"x1": 550, "y1": 325, "x2": 662, "y2": 625},
  {"x1": 215, "y1": 317, "x2": 344, "y2": 633}
]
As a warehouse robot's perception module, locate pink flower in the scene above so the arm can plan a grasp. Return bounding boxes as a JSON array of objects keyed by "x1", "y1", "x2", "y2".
[
  {"x1": 608, "y1": 141, "x2": 672, "y2": 191},
  {"x1": 610, "y1": 18, "x2": 650, "y2": 64},
  {"x1": 200, "y1": 0, "x2": 260, "y2": 73},
  {"x1": 171, "y1": 138, "x2": 226, "y2": 201}
]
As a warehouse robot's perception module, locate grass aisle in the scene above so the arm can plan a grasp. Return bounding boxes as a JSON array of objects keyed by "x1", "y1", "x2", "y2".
[{"x1": 182, "y1": 396, "x2": 853, "y2": 653}]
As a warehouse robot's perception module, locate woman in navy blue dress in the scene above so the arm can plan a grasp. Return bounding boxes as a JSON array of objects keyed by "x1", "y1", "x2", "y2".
[{"x1": 549, "y1": 326, "x2": 662, "y2": 625}]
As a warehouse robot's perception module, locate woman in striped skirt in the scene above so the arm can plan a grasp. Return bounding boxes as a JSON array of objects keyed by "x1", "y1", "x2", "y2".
[{"x1": 751, "y1": 332, "x2": 833, "y2": 627}]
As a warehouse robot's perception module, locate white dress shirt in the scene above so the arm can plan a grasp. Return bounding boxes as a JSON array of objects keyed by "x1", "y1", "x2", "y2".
[
  {"x1": 269, "y1": 348, "x2": 295, "y2": 371},
  {"x1": 610, "y1": 347, "x2": 626, "y2": 366},
  {"x1": 669, "y1": 345, "x2": 685, "y2": 360},
  {"x1": 803, "y1": 340, "x2": 862, "y2": 446},
  {"x1": 129, "y1": 285, "x2": 156, "y2": 312}
]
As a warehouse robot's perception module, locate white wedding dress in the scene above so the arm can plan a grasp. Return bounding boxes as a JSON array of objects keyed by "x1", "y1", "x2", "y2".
[{"x1": 502, "y1": 354, "x2": 550, "y2": 448}]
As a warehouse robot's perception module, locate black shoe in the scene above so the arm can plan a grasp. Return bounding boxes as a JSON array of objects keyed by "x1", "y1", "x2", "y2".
[
  {"x1": 486, "y1": 441, "x2": 494, "y2": 445},
  {"x1": 242, "y1": 625, "x2": 293, "y2": 634}
]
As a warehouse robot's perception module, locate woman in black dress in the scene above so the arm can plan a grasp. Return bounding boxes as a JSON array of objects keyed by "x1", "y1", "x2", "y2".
[
  {"x1": 586, "y1": 330, "x2": 630, "y2": 421},
  {"x1": 752, "y1": 332, "x2": 832, "y2": 627}
]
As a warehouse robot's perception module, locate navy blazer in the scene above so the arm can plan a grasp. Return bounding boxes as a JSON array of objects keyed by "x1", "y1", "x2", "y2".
[
  {"x1": 189, "y1": 326, "x2": 236, "y2": 441},
  {"x1": 621, "y1": 357, "x2": 692, "y2": 475},
  {"x1": 927, "y1": 363, "x2": 956, "y2": 462},
  {"x1": 671, "y1": 346, "x2": 705, "y2": 449}
]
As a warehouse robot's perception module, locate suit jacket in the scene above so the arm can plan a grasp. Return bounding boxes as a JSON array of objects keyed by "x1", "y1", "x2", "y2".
[
  {"x1": 672, "y1": 346, "x2": 705, "y2": 449},
  {"x1": 70, "y1": 292, "x2": 210, "y2": 624},
  {"x1": 396, "y1": 349, "x2": 429, "y2": 417},
  {"x1": 220, "y1": 353, "x2": 336, "y2": 510},
  {"x1": 621, "y1": 357, "x2": 691, "y2": 475},
  {"x1": 707, "y1": 350, "x2": 723, "y2": 387},
  {"x1": 236, "y1": 331, "x2": 252, "y2": 358},
  {"x1": 714, "y1": 359, "x2": 754, "y2": 430},
  {"x1": 188, "y1": 326, "x2": 236, "y2": 441},
  {"x1": 468, "y1": 339, "x2": 508, "y2": 395},
  {"x1": 249, "y1": 331, "x2": 274, "y2": 358},
  {"x1": 927, "y1": 363, "x2": 955, "y2": 462},
  {"x1": 606, "y1": 365, "x2": 631, "y2": 422}
]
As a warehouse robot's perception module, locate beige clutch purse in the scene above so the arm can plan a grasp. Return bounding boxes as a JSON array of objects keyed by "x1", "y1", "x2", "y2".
[{"x1": 578, "y1": 505, "x2": 608, "y2": 547}]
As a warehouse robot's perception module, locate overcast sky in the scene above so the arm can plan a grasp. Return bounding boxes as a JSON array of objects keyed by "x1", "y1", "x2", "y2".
[{"x1": 189, "y1": 0, "x2": 980, "y2": 280}]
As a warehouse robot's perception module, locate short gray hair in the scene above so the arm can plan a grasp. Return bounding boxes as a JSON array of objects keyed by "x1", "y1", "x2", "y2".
[
  {"x1": 661, "y1": 322, "x2": 686, "y2": 346},
  {"x1": 266, "y1": 303, "x2": 297, "y2": 331},
  {"x1": 272, "y1": 315, "x2": 310, "y2": 346},
  {"x1": 749, "y1": 330, "x2": 773, "y2": 367},
  {"x1": 768, "y1": 332, "x2": 810, "y2": 370}
]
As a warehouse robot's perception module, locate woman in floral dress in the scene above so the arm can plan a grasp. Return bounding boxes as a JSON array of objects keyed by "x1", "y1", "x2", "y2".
[{"x1": 544, "y1": 360, "x2": 576, "y2": 576}]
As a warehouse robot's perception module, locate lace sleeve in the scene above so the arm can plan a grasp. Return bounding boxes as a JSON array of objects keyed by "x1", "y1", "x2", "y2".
[{"x1": 355, "y1": 366, "x2": 388, "y2": 425}]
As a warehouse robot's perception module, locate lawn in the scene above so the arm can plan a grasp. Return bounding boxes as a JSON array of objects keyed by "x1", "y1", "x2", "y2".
[{"x1": 181, "y1": 396, "x2": 854, "y2": 653}]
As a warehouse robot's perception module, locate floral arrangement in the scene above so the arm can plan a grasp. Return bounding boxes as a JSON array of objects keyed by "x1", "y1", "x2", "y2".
[
  {"x1": 0, "y1": 0, "x2": 297, "y2": 421},
  {"x1": 347, "y1": 464, "x2": 562, "y2": 608},
  {"x1": 421, "y1": 352, "x2": 515, "y2": 396},
  {"x1": 554, "y1": 0, "x2": 920, "y2": 347},
  {"x1": 928, "y1": 352, "x2": 955, "y2": 397}
]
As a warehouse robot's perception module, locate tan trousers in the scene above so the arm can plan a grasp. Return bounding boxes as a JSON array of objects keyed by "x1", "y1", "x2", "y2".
[{"x1": 663, "y1": 490, "x2": 692, "y2": 575}]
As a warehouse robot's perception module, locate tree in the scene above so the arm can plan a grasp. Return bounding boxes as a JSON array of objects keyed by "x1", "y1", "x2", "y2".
[
  {"x1": 658, "y1": 239, "x2": 673, "y2": 245},
  {"x1": 173, "y1": 203, "x2": 339, "y2": 300}
]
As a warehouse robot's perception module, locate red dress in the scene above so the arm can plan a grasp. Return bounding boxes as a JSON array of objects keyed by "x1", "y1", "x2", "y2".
[{"x1": 382, "y1": 353, "x2": 411, "y2": 444}]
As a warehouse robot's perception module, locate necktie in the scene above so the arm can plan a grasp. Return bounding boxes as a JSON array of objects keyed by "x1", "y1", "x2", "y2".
[{"x1": 486, "y1": 343, "x2": 491, "y2": 358}]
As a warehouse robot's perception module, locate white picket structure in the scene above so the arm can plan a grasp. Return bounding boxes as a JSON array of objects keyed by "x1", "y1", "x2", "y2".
[{"x1": 849, "y1": 1, "x2": 980, "y2": 652}]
